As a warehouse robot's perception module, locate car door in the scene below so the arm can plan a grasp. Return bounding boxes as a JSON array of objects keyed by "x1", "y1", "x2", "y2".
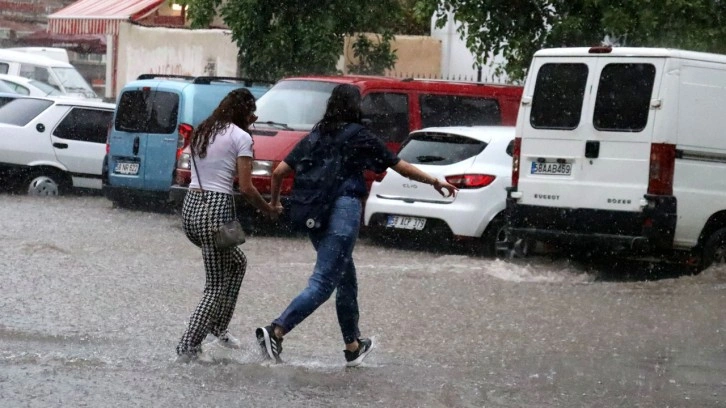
[{"x1": 51, "y1": 106, "x2": 114, "y2": 189}]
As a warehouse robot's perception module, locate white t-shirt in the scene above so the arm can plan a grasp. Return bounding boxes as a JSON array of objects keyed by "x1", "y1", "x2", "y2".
[{"x1": 189, "y1": 124, "x2": 253, "y2": 195}]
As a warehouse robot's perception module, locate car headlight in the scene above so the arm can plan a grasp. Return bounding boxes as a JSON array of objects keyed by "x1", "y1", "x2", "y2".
[{"x1": 252, "y1": 160, "x2": 276, "y2": 176}]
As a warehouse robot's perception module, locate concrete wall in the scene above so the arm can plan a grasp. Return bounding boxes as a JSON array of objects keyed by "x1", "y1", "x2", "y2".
[
  {"x1": 116, "y1": 22, "x2": 239, "y2": 92},
  {"x1": 431, "y1": 11, "x2": 509, "y2": 83},
  {"x1": 342, "y1": 33, "x2": 441, "y2": 77}
]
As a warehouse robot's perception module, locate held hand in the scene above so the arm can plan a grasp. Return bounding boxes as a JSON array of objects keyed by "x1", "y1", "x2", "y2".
[
  {"x1": 433, "y1": 179, "x2": 458, "y2": 198},
  {"x1": 265, "y1": 201, "x2": 283, "y2": 220}
]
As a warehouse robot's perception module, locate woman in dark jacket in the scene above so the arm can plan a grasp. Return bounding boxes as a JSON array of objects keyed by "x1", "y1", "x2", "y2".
[{"x1": 256, "y1": 84, "x2": 457, "y2": 366}]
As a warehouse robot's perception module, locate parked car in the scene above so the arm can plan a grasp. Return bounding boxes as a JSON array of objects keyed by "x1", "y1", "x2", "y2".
[
  {"x1": 169, "y1": 75, "x2": 523, "y2": 222},
  {"x1": 0, "y1": 94, "x2": 115, "y2": 195},
  {"x1": 0, "y1": 73, "x2": 64, "y2": 97},
  {"x1": 0, "y1": 48, "x2": 97, "y2": 99},
  {"x1": 507, "y1": 46, "x2": 726, "y2": 271},
  {"x1": 364, "y1": 126, "x2": 516, "y2": 255},
  {"x1": 103, "y1": 74, "x2": 273, "y2": 208}
]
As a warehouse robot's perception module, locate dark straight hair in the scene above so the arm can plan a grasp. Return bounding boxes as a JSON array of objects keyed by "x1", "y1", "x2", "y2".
[{"x1": 315, "y1": 84, "x2": 362, "y2": 134}]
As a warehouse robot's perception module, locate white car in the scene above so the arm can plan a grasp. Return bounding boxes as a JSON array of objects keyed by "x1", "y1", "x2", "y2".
[
  {"x1": 0, "y1": 94, "x2": 115, "y2": 195},
  {"x1": 364, "y1": 126, "x2": 516, "y2": 255},
  {"x1": 0, "y1": 73, "x2": 65, "y2": 97}
]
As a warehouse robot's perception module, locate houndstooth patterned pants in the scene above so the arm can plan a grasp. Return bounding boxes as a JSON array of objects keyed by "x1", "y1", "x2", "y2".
[{"x1": 176, "y1": 190, "x2": 247, "y2": 356}]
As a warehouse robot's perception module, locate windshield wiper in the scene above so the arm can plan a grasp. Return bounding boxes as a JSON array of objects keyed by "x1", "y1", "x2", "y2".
[
  {"x1": 416, "y1": 155, "x2": 446, "y2": 163},
  {"x1": 257, "y1": 121, "x2": 293, "y2": 130}
]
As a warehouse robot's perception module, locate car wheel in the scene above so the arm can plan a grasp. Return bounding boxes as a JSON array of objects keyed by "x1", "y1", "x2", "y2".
[
  {"x1": 701, "y1": 227, "x2": 726, "y2": 270},
  {"x1": 25, "y1": 171, "x2": 67, "y2": 196},
  {"x1": 480, "y1": 215, "x2": 510, "y2": 257}
]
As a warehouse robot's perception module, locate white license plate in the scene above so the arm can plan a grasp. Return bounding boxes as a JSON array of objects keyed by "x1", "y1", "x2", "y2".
[
  {"x1": 531, "y1": 161, "x2": 572, "y2": 176},
  {"x1": 114, "y1": 162, "x2": 139, "y2": 175},
  {"x1": 386, "y1": 215, "x2": 426, "y2": 230}
]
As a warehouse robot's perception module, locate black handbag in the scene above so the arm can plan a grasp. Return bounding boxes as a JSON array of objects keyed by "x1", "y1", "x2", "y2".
[{"x1": 191, "y1": 146, "x2": 246, "y2": 249}]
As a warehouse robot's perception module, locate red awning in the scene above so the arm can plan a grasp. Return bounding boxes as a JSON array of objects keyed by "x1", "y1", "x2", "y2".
[{"x1": 48, "y1": 0, "x2": 165, "y2": 35}]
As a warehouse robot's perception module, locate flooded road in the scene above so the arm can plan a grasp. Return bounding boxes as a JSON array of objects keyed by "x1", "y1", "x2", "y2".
[{"x1": 0, "y1": 195, "x2": 724, "y2": 407}]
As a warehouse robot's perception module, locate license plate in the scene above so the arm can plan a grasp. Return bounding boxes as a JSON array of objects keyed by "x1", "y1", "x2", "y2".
[
  {"x1": 531, "y1": 161, "x2": 572, "y2": 176},
  {"x1": 386, "y1": 215, "x2": 426, "y2": 230},
  {"x1": 114, "y1": 162, "x2": 139, "y2": 175}
]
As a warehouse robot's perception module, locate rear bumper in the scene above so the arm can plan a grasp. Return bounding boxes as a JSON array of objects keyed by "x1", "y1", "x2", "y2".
[{"x1": 506, "y1": 193, "x2": 677, "y2": 251}]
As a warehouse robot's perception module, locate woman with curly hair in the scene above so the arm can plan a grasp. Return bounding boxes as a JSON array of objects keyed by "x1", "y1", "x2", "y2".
[{"x1": 176, "y1": 88, "x2": 278, "y2": 361}]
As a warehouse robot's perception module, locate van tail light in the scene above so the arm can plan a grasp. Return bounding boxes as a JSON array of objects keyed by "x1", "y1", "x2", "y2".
[
  {"x1": 374, "y1": 171, "x2": 387, "y2": 182},
  {"x1": 445, "y1": 174, "x2": 496, "y2": 189},
  {"x1": 511, "y1": 137, "x2": 522, "y2": 189},
  {"x1": 105, "y1": 121, "x2": 112, "y2": 155},
  {"x1": 176, "y1": 123, "x2": 193, "y2": 160},
  {"x1": 647, "y1": 143, "x2": 676, "y2": 195}
]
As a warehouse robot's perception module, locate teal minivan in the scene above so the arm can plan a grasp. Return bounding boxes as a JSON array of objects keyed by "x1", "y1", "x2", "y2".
[{"x1": 103, "y1": 75, "x2": 272, "y2": 207}]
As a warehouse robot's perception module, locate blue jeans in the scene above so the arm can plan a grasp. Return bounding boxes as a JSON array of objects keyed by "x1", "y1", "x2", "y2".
[{"x1": 273, "y1": 196, "x2": 362, "y2": 344}]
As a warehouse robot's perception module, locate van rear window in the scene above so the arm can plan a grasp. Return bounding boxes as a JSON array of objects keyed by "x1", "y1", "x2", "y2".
[
  {"x1": 420, "y1": 95, "x2": 501, "y2": 128},
  {"x1": 115, "y1": 90, "x2": 179, "y2": 134},
  {"x1": 398, "y1": 132, "x2": 486, "y2": 165},
  {"x1": 593, "y1": 63, "x2": 655, "y2": 132},
  {"x1": 530, "y1": 63, "x2": 588, "y2": 129}
]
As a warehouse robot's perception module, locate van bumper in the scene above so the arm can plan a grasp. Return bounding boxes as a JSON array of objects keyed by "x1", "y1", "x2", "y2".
[
  {"x1": 506, "y1": 194, "x2": 677, "y2": 251},
  {"x1": 103, "y1": 184, "x2": 170, "y2": 205}
]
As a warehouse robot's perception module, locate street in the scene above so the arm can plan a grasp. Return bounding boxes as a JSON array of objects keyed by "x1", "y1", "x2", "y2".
[{"x1": 0, "y1": 195, "x2": 724, "y2": 407}]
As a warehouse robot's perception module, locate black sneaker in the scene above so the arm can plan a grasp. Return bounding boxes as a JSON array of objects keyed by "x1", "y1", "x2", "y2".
[
  {"x1": 256, "y1": 325, "x2": 283, "y2": 363},
  {"x1": 344, "y1": 337, "x2": 375, "y2": 367}
]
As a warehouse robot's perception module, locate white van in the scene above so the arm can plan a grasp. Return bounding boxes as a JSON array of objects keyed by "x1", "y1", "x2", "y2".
[
  {"x1": 0, "y1": 49, "x2": 97, "y2": 99},
  {"x1": 507, "y1": 46, "x2": 726, "y2": 270}
]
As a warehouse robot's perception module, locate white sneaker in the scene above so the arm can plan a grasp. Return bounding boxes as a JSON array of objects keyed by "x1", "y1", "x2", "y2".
[
  {"x1": 176, "y1": 347, "x2": 214, "y2": 364},
  {"x1": 216, "y1": 331, "x2": 242, "y2": 349}
]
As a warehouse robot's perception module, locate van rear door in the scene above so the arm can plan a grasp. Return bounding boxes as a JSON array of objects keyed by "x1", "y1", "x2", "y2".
[
  {"x1": 109, "y1": 87, "x2": 179, "y2": 192},
  {"x1": 517, "y1": 55, "x2": 664, "y2": 213},
  {"x1": 139, "y1": 89, "x2": 180, "y2": 191}
]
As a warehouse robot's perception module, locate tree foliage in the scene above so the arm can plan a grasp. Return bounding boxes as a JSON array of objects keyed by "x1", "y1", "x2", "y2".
[
  {"x1": 182, "y1": 0, "x2": 405, "y2": 81},
  {"x1": 419, "y1": 0, "x2": 726, "y2": 81}
]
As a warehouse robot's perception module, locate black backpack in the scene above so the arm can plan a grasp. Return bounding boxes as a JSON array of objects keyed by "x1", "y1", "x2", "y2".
[{"x1": 288, "y1": 123, "x2": 363, "y2": 231}]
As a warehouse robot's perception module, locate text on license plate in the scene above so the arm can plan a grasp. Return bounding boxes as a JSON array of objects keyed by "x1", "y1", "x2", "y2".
[
  {"x1": 531, "y1": 162, "x2": 572, "y2": 176},
  {"x1": 114, "y1": 162, "x2": 139, "y2": 175},
  {"x1": 386, "y1": 215, "x2": 426, "y2": 230}
]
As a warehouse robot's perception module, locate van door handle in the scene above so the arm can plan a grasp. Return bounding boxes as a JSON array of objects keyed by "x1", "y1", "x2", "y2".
[
  {"x1": 585, "y1": 140, "x2": 600, "y2": 159},
  {"x1": 133, "y1": 136, "x2": 140, "y2": 156},
  {"x1": 53, "y1": 142, "x2": 68, "y2": 149}
]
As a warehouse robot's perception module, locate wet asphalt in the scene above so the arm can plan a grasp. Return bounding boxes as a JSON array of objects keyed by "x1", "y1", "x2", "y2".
[{"x1": 0, "y1": 195, "x2": 724, "y2": 407}]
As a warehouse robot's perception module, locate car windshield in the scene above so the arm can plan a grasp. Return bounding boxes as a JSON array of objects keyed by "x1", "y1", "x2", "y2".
[
  {"x1": 29, "y1": 79, "x2": 62, "y2": 96},
  {"x1": 254, "y1": 80, "x2": 337, "y2": 131},
  {"x1": 52, "y1": 67, "x2": 97, "y2": 98}
]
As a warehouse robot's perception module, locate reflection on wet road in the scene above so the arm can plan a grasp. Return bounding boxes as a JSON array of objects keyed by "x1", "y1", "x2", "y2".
[{"x1": 0, "y1": 196, "x2": 724, "y2": 407}]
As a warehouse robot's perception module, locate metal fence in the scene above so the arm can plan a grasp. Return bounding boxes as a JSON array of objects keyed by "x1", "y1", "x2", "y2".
[{"x1": 385, "y1": 71, "x2": 512, "y2": 84}]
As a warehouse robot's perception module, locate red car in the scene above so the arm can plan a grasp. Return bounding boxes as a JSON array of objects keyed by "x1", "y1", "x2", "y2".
[{"x1": 169, "y1": 75, "x2": 522, "y2": 219}]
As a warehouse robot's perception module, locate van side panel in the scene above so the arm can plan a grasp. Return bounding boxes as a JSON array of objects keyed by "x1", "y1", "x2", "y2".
[
  {"x1": 678, "y1": 63, "x2": 726, "y2": 153},
  {"x1": 672, "y1": 62, "x2": 726, "y2": 247}
]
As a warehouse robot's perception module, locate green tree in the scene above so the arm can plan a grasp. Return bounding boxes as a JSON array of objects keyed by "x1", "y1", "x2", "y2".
[
  {"x1": 419, "y1": 0, "x2": 726, "y2": 81},
  {"x1": 180, "y1": 0, "x2": 404, "y2": 81}
]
